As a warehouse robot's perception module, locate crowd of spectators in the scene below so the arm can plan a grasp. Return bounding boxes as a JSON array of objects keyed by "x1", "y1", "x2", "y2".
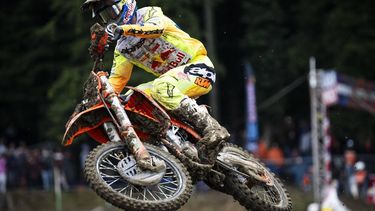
[
  {"x1": 0, "y1": 138, "x2": 87, "y2": 192},
  {"x1": 0, "y1": 117, "x2": 375, "y2": 206},
  {"x1": 249, "y1": 117, "x2": 375, "y2": 205}
]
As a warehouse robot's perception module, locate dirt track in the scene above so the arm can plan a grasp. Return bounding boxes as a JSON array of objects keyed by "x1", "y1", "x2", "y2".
[{"x1": 1, "y1": 185, "x2": 374, "y2": 211}]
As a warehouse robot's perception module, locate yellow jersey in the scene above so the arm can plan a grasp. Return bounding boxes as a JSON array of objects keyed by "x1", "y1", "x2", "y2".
[{"x1": 109, "y1": 6, "x2": 208, "y2": 94}]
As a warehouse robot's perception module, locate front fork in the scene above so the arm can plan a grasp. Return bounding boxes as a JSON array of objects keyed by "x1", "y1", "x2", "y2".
[
  {"x1": 96, "y1": 72, "x2": 151, "y2": 164},
  {"x1": 103, "y1": 122, "x2": 121, "y2": 142}
]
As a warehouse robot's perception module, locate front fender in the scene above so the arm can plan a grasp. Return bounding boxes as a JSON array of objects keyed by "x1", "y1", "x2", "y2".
[{"x1": 62, "y1": 103, "x2": 112, "y2": 146}]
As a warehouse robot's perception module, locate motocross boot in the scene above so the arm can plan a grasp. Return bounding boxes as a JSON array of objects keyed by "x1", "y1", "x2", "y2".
[{"x1": 171, "y1": 98, "x2": 230, "y2": 164}]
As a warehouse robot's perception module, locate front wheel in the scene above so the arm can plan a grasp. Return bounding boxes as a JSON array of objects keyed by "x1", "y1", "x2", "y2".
[
  {"x1": 215, "y1": 143, "x2": 292, "y2": 211},
  {"x1": 84, "y1": 142, "x2": 193, "y2": 211}
]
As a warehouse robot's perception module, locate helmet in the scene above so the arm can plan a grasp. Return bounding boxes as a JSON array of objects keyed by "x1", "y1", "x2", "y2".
[{"x1": 81, "y1": 0, "x2": 137, "y2": 24}]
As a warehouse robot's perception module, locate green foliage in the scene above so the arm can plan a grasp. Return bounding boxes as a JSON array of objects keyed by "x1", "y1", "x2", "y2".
[
  {"x1": 143, "y1": 0, "x2": 202, "y2": 38},
  {"x1": 1, "y1": 0, "x2": 374, "y2": 145},
  {"x1": 0, "y1": 0, "x2": 204, "y2": 142},
  {"x1": 240, "y1": 0, "x2": 289, "y2": 120},
  {"x1": 238, "y1": 0, "x2": 375, "y2": 142},
  {"x1": 0, "y1": 1, "x2": 59, "y2": 140},
  {"x1": 41, "y1": 0, "x2": 93, "y2": 141}
]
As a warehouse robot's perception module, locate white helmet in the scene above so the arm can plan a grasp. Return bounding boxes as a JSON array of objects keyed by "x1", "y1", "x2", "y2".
[
  {"x1": 81, "y1": 0, "x2": 137, "y2": 24},
  {"x1": 354, "y1": 161, "x2": 365, "y2": 171}
]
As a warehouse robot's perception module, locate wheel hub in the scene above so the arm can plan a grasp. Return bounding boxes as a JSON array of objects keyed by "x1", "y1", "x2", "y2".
[
  {"x1": 217, "y1": 151, "x2": 274, "y2": 186},
  {"x1": 116, "y1": 155, "x2": 166, "y2": 186}
]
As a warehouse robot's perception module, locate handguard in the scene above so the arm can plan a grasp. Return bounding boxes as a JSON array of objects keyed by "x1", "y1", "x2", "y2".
[{"x1": 89, "y1": 23, "x2": 109, "y2": 61}]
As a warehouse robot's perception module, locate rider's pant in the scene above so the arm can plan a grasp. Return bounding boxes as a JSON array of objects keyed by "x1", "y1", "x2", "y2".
[{"x1": 137, "y1": 55, "x2": 216, "y2": 110}]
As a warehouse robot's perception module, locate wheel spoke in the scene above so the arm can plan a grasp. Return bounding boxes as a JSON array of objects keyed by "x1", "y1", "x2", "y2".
[
  {"x1": 143, "y1": 188, "x2": 147, "y2": 201},
  {"x1": 159, "y1": 180, "x2": 178, "y2": 186},
  {"x1": 99, "y1": 163, "x2": 117, "y2": 171},
  {"x1": 146, "y1": 187, "x2": 158, "y2": 201},
  {"x1": 108, "y1": 153, "x2": 123, "y2": 161},
  {"x1": 107, "y1": 177, "x2": 121, "y2": 186},
  {"x1": 157, "y1": 185, "x2": 172, "y2": 198},
  {"x1": 100, "y1": 172, "x2": 120, "y2": 178},
  {"x1": 114, "y1": 184, "x2": 130, "y2": 194},
  {"x1": 130, "y1": 185, "x2": 134, "y2": 198},
  {"x1": 102, "y1": 157, "x2": 117, "y2": 169},
  {"x1": 159, "y1": 184, "x2": 178, "y2": 192}
]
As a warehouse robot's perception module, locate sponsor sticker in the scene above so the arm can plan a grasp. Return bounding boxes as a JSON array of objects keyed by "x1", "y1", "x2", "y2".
[{"x1": 194, "y1": 77, "x2": 211, "y2": 88}]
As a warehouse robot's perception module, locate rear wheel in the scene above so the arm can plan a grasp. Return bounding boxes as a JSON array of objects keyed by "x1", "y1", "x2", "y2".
[
  {"x1": 214, "y1": 143, "x2": 292, "y2": 211},
  {"x1": 84, "y1": 142, "x2": 193, "y2": 211}
]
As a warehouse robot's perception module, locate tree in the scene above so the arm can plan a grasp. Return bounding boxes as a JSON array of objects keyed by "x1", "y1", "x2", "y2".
[
  {"x1": 234, "y1": 0, "x2": 375, "y2": 146},
  {"x1": 0, "y1": 1, "x2": 59, "y2": 142}
]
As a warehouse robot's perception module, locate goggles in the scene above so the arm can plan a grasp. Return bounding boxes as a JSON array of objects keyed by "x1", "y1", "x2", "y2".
[
  {"x1": 96, "y1": 3, "x2": 123, "y2": 24},
  {"x1": 95, "y1": 0, "x2": 136, "y2": 24}
]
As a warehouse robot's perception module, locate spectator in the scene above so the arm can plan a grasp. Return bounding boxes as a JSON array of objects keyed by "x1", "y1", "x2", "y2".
[
  {"x1": 266, "y1": 142, "x2": 285, "y2": 174},
  {"x1": 364, "y1": 138, "x2": 374, "y2": 154},
  {"x1": 255, "y1": 138, "x2": 268, "y2": 159},
  {"x1": 62, "y1": 150, "x2": 75, "y2": 188},
  {"x1": 27, "y1": 149, "x2": 42, "y2": 189},
  {"x1": 367, "y1": 179, "x2": 375, "y2": 204},
  {"x1": 40, "y1": 148, "x2": 53, "y2": 191},
  {"x1": 353, "y1": 161, "x2": 369, "y2": 199},
  {"x1": 0, "y1": 153, "x2": 6, "y2": 193},
  {"x1": 53, "y1": 149, "x2": 69, "y2": 190},
  {"x1": 322, "y1": 180, "x2": 350, "y2": 211},
  {"x1": 342, "y1": 148, "x2": 357, "y2": 197},
  {"x1": 0, "y1": 139, "x2": 6, "y2": 155},
  {"x1": 298, "y1": 121, "x2": 311, "y2": 156},
  {"x1": 286, "y1": 148, "x2": 306, "y2": 188},
  {"x1": 13, "y1": 142, "x2": 28, "y2": 188},
  {"x1": 302, "y1": 165, "x2": 314, "y2": 192},
  {"x1": 5, "y1": 143, "x2": 17, "y2": 189},
  {"x1": 80, "y1": 144, "x2": 90, "y2": 171}
]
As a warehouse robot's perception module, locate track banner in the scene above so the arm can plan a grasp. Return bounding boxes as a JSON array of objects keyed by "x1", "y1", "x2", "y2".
[
  {"x1": 336, "y1": 73, "x2": 375, "y2": 112},
  {"x1": 245, "y1": 62, "x2": 259, "y2": 152},
  {"x1": 319, "y1": 70, "x2": 375, "y2": 112}
]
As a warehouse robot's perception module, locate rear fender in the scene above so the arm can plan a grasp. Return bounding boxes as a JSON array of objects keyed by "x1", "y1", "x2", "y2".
[
  {"x1": 123, "y1": 86, "x2": 171, "y2": 134},
  {"x1": 170, "y1": 118, "x2": 201, "y2": 142}
]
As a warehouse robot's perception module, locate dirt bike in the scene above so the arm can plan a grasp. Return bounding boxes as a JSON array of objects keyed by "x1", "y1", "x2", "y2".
[{"x1": 62, "y1": 23, "x2": 292, "y2": 211}]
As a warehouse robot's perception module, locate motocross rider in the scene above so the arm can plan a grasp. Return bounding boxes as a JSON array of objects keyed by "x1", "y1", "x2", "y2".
[{"x1": 81, "y1": 0, "x2": 230, "y2": 164}]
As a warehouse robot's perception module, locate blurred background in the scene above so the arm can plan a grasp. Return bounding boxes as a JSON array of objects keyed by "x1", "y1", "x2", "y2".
[{"x1": 1, "y1": 0, "x2": 375, "y2": 210}]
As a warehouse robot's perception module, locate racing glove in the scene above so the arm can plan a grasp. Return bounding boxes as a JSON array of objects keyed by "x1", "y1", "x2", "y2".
[{"x1": 106, "y1": 24, "x2": 124, "y2": 41}]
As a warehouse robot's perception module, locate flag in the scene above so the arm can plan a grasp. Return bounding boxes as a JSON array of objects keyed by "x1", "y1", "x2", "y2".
[
  {"x1": 319, "y1": 70, "x2": 339, "y2": 106},
  {"x1": 245, "y1": 62, "x2": 259, "y2": 152}
]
